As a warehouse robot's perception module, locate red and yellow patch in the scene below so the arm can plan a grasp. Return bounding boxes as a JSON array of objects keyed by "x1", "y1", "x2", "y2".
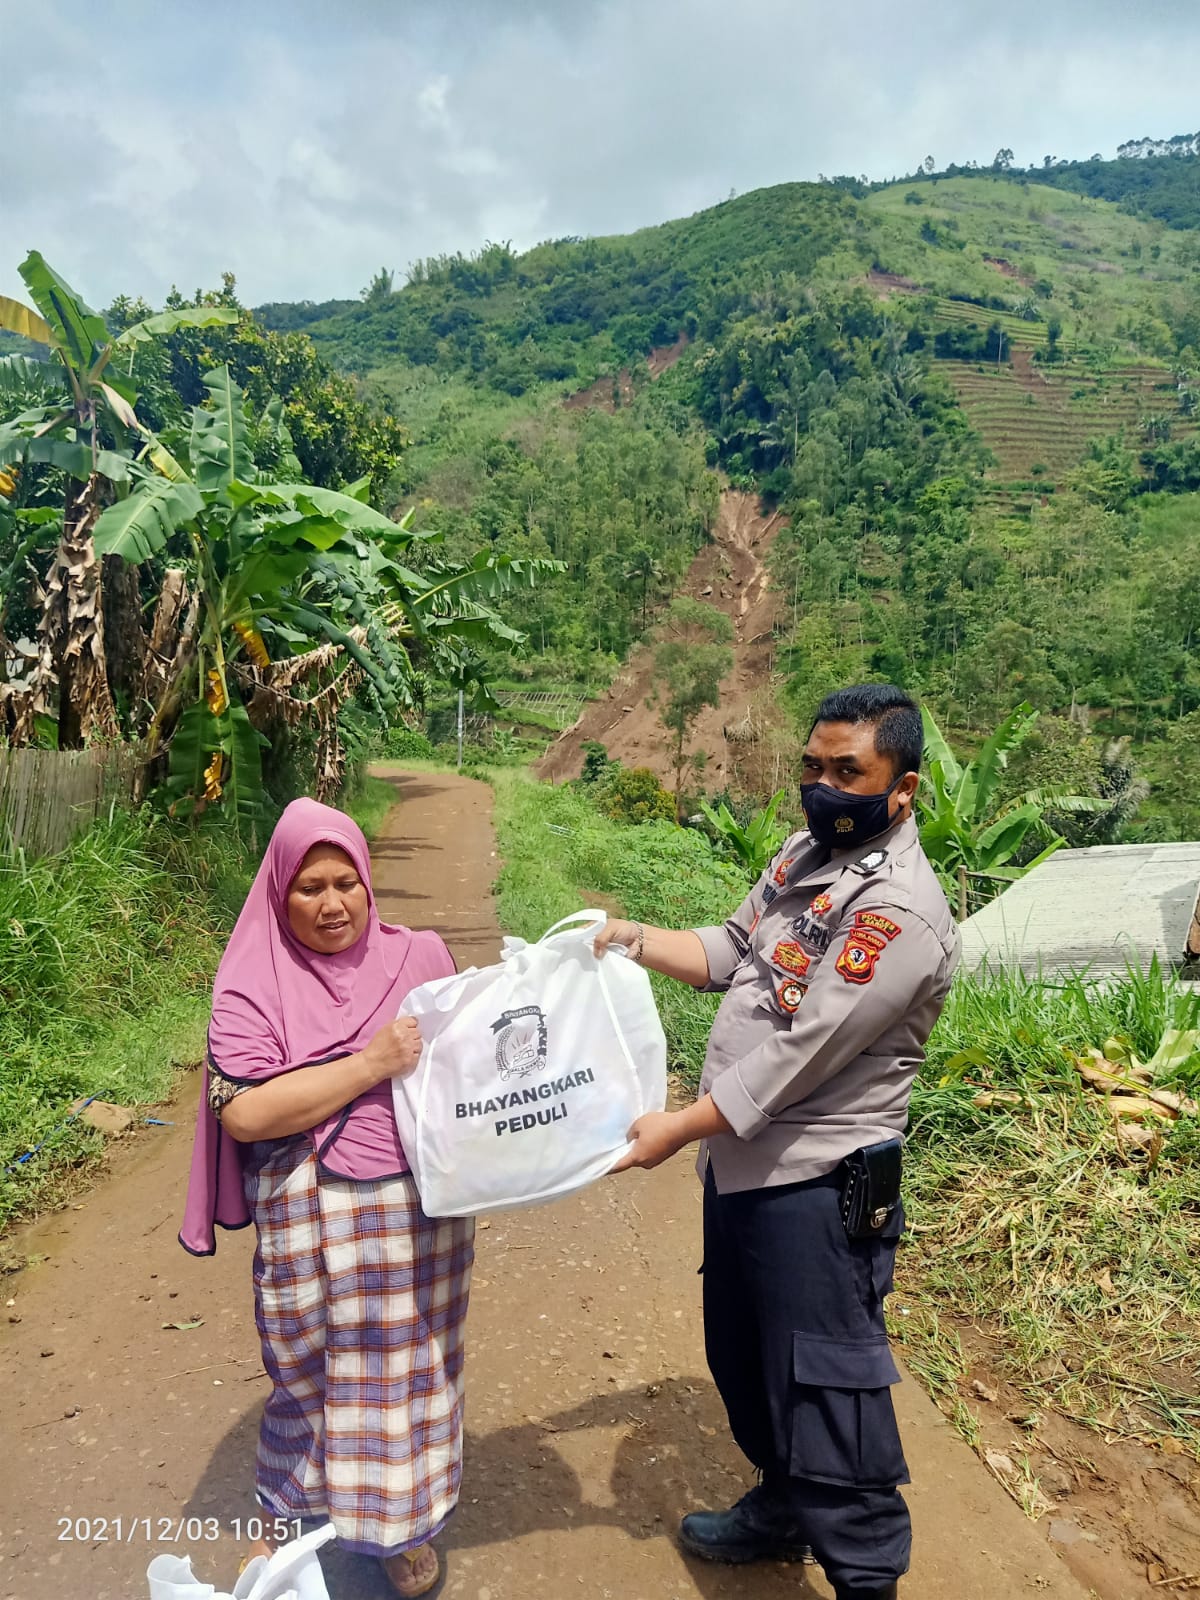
[
  {"x1": 809, "y1": 892, "x2": 833, "y2": 918},
  {"x1": 771, "y1": 941, "x2": 811, "y2": 977},
  {"x1": 773, "y1": 857, "x2": 795, "y2": 886},
  {"x1": 776, "y1": 977, "x2": 807, "y2": 1013},
  {"x1": 835, "y1": 927, "x2": 889, "y2": 985},
  {"x1": 853, "y1": 910, "x2": 902, "y2": 941}
]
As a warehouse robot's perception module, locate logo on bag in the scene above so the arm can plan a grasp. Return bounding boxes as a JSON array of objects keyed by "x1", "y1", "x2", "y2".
[{"x1": 490, "y1": 1005, "x2": 549, "y2": 1080}]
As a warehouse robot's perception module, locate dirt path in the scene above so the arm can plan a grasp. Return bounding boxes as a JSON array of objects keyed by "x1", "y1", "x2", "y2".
[
  {"x1": 0, "y1": 773, "x2": 1088, "y2": 1600},
  {"x1": 537, "y1": 487, "x2": 788, "y2": 790}
]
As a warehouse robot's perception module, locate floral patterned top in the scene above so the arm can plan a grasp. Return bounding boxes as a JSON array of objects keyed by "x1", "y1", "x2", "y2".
[{"x1": 207, "y1": 1066, "x2": 251, "y2": 1122}]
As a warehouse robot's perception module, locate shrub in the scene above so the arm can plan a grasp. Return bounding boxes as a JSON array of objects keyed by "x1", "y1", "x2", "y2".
[
  {"x1": 383, "y1": 725, "x2": 434, "y2": 760},
  {"x1": 597, "y1": 766, "x2": 677, "y2": 825},
  {"x1": 579, "y1": 741, "x2": 613, "y2": 785}
]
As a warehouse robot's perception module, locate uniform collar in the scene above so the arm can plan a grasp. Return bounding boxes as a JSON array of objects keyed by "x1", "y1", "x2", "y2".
[{"x1": 790, "y1": 811, "x2": 918, "y2": 892}]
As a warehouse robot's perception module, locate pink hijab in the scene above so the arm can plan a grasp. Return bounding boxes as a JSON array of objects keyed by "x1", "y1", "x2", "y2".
[{"x1": 179, "y1": 797, "x2": 454, "y2": 1255}]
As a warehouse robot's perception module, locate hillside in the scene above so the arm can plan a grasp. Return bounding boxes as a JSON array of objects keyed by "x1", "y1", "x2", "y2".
[
  {"x1": 537, "y1": 486, "x2": 786, "y2": 790},
  {"x1": 248, "y1": 148, "x2": 1200, "y2": 838}
]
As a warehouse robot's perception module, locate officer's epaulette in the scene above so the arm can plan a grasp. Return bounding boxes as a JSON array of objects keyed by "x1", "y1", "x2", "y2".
[{"x1": 850, "y1": 849, "x2": 889, "y2": 876}]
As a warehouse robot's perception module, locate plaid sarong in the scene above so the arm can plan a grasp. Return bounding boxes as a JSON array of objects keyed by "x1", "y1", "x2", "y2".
[{"x1": 246, "y1": 1138, "x2": 474, "y2": 1557}]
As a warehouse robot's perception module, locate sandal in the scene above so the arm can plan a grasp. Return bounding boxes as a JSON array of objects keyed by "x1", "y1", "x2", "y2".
[{"x1": 381, "y1": 1543, "x2": 440, "y2": 1598}]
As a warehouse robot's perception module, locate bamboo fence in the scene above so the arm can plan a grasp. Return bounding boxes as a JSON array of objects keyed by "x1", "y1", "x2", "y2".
[{"x1": 0, "y1": 744, "x2": 144, "y2": 860}]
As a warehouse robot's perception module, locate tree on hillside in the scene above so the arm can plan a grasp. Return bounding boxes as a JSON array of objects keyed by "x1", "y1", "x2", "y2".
[
  {"x1": 649, "y1": 598, "x2": 733, "y2": 811},
  {"x1": 106, "y1": 276, "x2": 408, "y2": 501},
  {"x1": 624, "y1": 544, "x2": 665, "y2": 631},
  {"x1": 361, "y1": 268, "x2": 395, "y2": 307}
]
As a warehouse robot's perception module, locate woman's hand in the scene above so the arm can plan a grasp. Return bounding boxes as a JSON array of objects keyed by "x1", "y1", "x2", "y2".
[
  {"x1": 593, "y1": 918, "x2": 641, "y2": 959},
  {"x1": 362, "y1": 1016, "x2": 424, "y2": 1082}
]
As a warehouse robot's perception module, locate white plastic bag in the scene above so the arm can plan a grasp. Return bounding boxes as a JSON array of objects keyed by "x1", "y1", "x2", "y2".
[
  {"x1": 394, "y1": 910, "x2": 667, "y2": 1216},
  {"x1": 146, "y1": 1522, "x2": 335, "y2": 1600}
]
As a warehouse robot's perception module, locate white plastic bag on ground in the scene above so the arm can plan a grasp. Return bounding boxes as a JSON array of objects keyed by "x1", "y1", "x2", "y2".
[
  {"x1": 147, "y1": 1522, "x2": 335, "y2": 1600},
  {"x1": 394, "y1": 910, "x2": 667, "y2": 1216}
]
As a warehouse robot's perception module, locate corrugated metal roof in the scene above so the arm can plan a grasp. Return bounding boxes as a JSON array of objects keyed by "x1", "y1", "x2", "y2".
[{"x1": 959, "y1": 842, "x2": 1200, "y2": 978}]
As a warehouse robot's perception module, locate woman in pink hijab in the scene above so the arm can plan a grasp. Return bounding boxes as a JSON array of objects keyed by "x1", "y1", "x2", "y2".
[{"x1": 180, "y1": 798, "x2": 471, "y2": 1598}]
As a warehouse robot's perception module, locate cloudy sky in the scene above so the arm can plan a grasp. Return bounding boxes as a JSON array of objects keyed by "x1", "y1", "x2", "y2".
[{"x1": 4, "y1": 0, "x2": 1198, "y2": 309}]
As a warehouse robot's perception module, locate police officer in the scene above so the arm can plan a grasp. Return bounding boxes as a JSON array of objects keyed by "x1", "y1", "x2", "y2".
[{"x1": 596, "y1": 684, "x2": 960, "y2": 1600}]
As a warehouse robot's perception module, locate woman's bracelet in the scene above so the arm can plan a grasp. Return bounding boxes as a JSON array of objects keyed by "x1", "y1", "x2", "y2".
[{"x1": 630, "y1": 921, "x2": 646, "y2": 964}]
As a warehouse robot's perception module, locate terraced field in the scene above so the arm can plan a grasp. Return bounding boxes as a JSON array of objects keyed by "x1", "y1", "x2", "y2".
[
  {"x1": 924, "y1": 299, "x2": 1191, "y2": 509},
  {"x1": 930, "y1": 296, "x2": 1079, "y2": 353}
]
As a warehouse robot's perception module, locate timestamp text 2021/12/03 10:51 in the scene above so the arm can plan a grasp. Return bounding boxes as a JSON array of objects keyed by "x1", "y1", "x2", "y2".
[{"x1": 55, "y1": 1516, "x2": 304, "y2": 1544}]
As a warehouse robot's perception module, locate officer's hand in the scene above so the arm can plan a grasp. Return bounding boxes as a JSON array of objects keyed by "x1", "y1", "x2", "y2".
[
  {"x1": 610, "y1": 1110, "x2": 687, "y2": 1173},
  {"x1": 593, "y1": 918, "x2": 641, "y2": 959}
]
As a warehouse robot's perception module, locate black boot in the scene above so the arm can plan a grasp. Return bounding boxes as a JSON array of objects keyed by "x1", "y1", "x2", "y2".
[
  {"x1": 835, "y1": 1587, "x2": 898, "y2": 1600},
  {"x1": 678, "y1": 1482, "x2": 813, "y2": 1565}
]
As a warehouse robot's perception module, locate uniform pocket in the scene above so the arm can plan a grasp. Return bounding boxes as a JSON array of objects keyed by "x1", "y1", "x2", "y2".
[
  {"x1": 792, "y1": 1332, "x2": 900, "y2": 1390},
  {"x1": 788, "y1": 1333, "x2": 908, "y2": 1488}
]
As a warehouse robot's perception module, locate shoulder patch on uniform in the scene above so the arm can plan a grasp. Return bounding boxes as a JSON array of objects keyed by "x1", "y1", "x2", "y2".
[
  {"x1": 771, "y1": 940, "x2": 811, "y2": 977},
  {"x1": 855, "y1": 849, "x2": 888, "y2": 873},
  {"x1": 835, "y1": 926, "x2": 889, "y2": 984},
  {"x1": 853, "y1": 910, "x2": 902, "y2": 941},
  {"x1": 776, "y1": 977, "x2": 807, "y2": 1013}
]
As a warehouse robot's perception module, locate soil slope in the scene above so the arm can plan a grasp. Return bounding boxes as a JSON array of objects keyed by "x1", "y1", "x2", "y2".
[{"x1": 537, "y1": 488, "x2": 788, "y2": 789}]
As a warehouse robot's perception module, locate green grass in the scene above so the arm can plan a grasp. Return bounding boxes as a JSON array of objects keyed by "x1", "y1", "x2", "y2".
[
  {"x1": 0, "y1": 810, "x2": 253, "y2": 1227},
  {"x1": 492, "y1": 771, "x2": 1200, "y2": 1450},
  {"x1": 863, "y1": 176, "x2": 1193, "y2": 346},
  {"x1": 901, "y1": 966, "x2": 1200, "y2": 1450},
  {"x1": 342, "y1": 772, "x2": 402, "y2": 838}
]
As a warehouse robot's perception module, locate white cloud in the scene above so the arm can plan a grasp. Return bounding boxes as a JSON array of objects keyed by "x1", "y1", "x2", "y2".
[{"x1": 2, "y1": 0, "x2": 1198, "y2": 308}]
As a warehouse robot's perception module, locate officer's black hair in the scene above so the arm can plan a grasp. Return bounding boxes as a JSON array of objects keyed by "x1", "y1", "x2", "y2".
[{"x1": 809, "y1": 684, "x2": 923, "y2": 779}]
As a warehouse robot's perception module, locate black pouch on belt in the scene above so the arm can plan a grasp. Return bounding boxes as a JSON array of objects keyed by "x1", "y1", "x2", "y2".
[{"x1": 839, "y1": 1138, "x2": 903, "y2": 1240}]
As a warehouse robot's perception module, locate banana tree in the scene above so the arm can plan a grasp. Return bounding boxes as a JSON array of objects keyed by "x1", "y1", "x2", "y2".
[
  {"x1": 699, "y1": 789, "x2": 786, "y2": 876},
  {"x1": 94, "y1": 365, "x2": 562, "y2": 831},
  {"x1": 918, "y1": 704, "x2": 1107, "y2": 919},
  {"x1": 0, "y1": 251, "x2": 237, "y2": 745}
]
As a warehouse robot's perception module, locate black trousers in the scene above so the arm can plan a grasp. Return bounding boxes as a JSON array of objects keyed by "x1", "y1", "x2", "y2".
[{"x1": 702, "y1": 1164, "x2": 912, "y2": 1593}]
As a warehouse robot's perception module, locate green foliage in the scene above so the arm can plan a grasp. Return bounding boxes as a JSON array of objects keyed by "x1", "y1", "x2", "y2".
[
  {"x1": 906, "y1": 959, "x2": 1200, "y2": 1447},
  {"x1": 105, "y1": 275, "x2": 407, "y2": 503},
  {"x1": 396, "y1": 395, "x2": 717, "y2": 678},
  {"x1": 596, "y1": 766, "x2": 677, "y2": 825},
  {"x1": 92, "y1": 363, "x2": 558, "y2": 828},
  {"x1": 698, "y1": 788, "x2": 786, "y2": 876},
  {"x1": 261, "y1": 185, "x2": 854, "y2": 394},
  {"x1": 1007, "y1": 140, "x2": 1200, "y2": 231},
  {"x1": 0, "y1": 809, "x2": 251, "y2": 1224},
  {"x1": 918, "y1": 704, "x2": 1105, "y2": 913},
  {"x1": 382, "y1": 725, "x2": 435, "y2": 760},
  {"x1": 578, "y1": 741, "x2": 612, "y2": 785},
  {"x1": 1157, "y1": 711, "x2": 1200, "y2": 838}
]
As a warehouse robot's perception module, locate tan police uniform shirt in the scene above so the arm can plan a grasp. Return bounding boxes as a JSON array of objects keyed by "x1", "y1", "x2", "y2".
[{"x1": 692, "y1": 811, "x2": 959, "y2": 1194}]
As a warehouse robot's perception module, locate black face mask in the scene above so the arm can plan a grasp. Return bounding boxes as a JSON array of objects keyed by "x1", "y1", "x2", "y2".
[{"x1": 801, "y1": 776, "x2": 906, "y2": 849}]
